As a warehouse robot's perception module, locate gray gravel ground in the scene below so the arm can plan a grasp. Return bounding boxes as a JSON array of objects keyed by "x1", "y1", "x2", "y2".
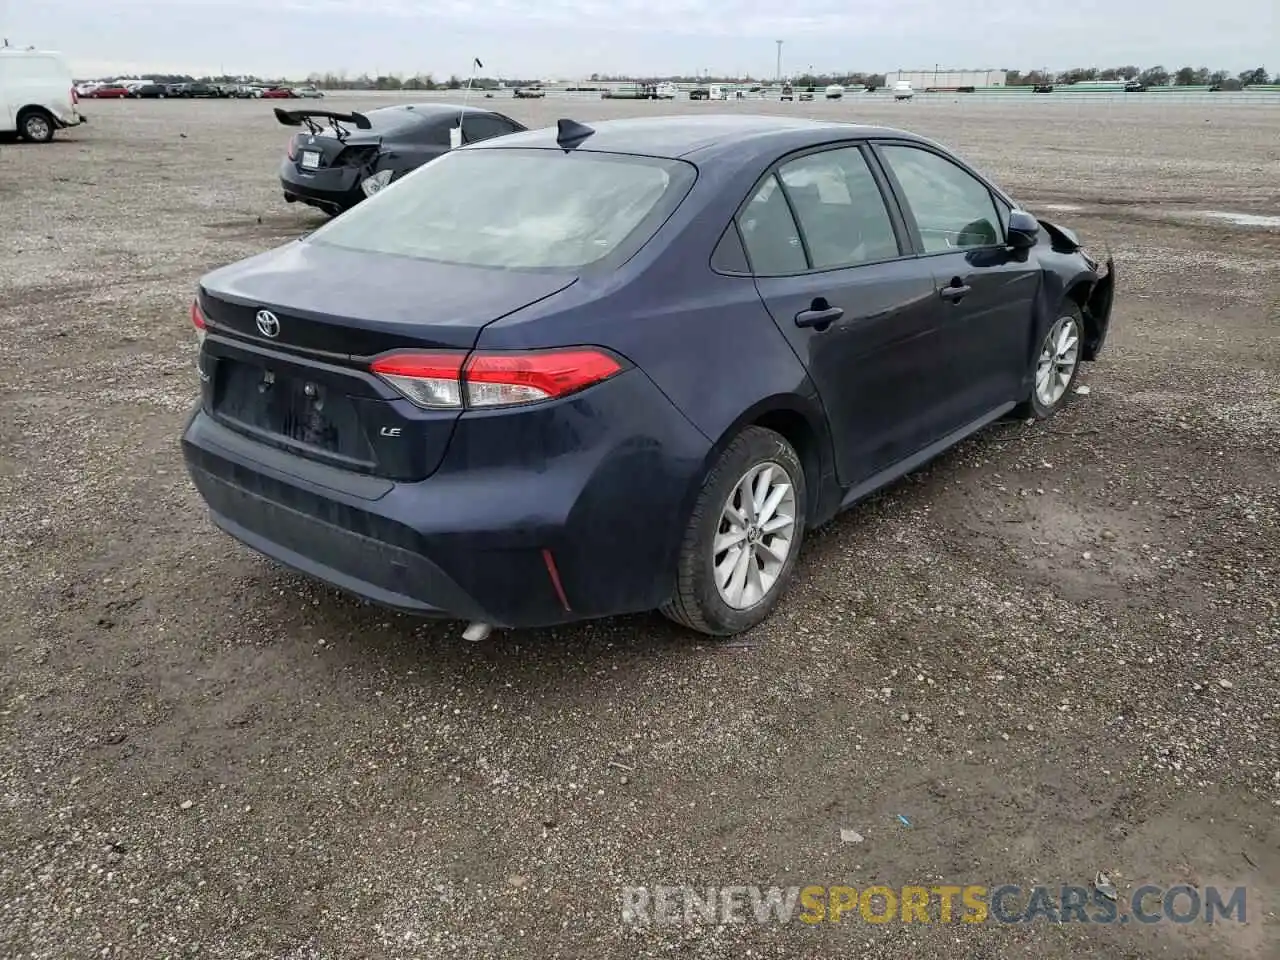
[{"x1": 0, "y1": 94, "x2": 1277, "y2": 959}]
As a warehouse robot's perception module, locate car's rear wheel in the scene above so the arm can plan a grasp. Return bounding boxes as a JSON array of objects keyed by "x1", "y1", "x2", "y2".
[
  {"x1": 662, "y1": 426, "x2": 807, "y2": 636},
  {"x1": 1017, "y1": 303, "x2": 1084, "y2": 419},
  {"x1": 18, "y1": 109, "x2": 55, "y2": 143}
]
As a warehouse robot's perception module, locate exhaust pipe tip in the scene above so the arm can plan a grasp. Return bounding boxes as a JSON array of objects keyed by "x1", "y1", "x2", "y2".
[{"x1": 461, "y1": 621, "x2": 493, "y2": 643}]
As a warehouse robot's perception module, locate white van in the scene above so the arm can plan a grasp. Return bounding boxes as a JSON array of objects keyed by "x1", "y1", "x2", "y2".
[
  {"x1": 708, "y1": 84, "x2": 728, "y2": 101},
  {"x1": 0, "y1": 47, "x2": 84, "y2": 142},
  {"x1": 892, "y1": 80, "x2": 914, "y2": 101}
]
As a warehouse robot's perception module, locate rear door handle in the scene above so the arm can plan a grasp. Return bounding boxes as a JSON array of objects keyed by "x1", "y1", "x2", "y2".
[
  {"x1": 940, "y1": 284, "x2": 972, "y2": 302},
  {"x1": 795, "y1": 306, "x2": 844, "y2": 328}
]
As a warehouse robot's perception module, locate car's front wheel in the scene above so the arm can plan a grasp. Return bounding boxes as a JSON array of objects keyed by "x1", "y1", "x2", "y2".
[
  {"x1": 662, "y1": 426, "x2": 807, "y2": 636},
  {"x1": 1017, "y1": 302, "x2": 1084, "y2": 419}
]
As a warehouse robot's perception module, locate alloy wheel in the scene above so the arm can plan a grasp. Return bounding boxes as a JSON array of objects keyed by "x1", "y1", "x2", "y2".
[
  {"x1": 1035, "y1": 314, "x2": 1081, "y2": 408},
  {"x1": 713, "y1": 462, "x2": 798, "y2": 609}
]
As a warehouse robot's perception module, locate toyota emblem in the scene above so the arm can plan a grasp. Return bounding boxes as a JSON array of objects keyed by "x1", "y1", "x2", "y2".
[{"x1": 255, "y1": 310, "x2": 281, "y2": 338}]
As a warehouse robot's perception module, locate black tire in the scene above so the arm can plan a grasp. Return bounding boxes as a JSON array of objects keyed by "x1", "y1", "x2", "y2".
[
  {"x1": 1015, "y1": 301, "x2": 1085, "y2": 420},
  {"x1": 18, "y1": 108, "x2": 56, "y2": 143},
  {"x1": 662, "y1": 426, "x2": 807, "y2": 636}
]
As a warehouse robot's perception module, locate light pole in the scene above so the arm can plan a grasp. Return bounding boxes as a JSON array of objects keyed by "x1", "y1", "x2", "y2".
[{"x1": 776, "y1": 40, "x2": 783, "y2": 82}]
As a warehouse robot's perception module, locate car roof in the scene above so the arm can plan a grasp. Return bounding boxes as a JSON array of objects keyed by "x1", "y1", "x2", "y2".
[
  {"x1": 366, "y1": 103, "x2": 501, "y2": 122},
  {"x1": 469, "y1": 115, "x2": 924, "y2": 161}
]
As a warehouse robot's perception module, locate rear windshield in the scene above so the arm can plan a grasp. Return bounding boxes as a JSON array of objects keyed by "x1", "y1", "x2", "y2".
[
  {"x1": 307, "y1": 148, "x2": 696, "y2": 270},
  {"x1": 360, "y1": 109, "x2": 427, "y2": 131}
]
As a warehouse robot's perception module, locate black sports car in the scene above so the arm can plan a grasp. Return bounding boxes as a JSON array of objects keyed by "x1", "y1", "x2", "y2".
[{"x1": 276, "y1": 103, "x2": 527, "y2": 216}]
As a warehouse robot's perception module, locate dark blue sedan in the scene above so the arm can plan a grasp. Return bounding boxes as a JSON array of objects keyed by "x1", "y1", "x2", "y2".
[{"x1": 181, "y1": 115, "x2": 1115, "y2": 637}]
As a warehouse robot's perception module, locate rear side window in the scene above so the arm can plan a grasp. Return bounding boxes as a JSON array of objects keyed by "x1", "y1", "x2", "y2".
[
  {"x1": 710, "y1": 223, "x2": 750, "y2": 273},
  {"x1": 776, "y1": 146, "x2": 901, "y2": 268},
  {"x1": 309, "y1": 148, "x2": 695, "y2": 270},
  {"x1": 877, "y1": 145, "x2": 1004, "y2": 252},
  {"x1": 737, "y1": 176, "x2": 807, "y2": 275},
  {"x1": 462, "y1": 115, "x2": 520, "y2": 143}
]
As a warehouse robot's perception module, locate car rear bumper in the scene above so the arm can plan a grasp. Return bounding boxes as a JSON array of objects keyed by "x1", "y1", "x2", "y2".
[
  {"x1": 280, "y1": 161, "x2": 364, "y2": 212},
  {"x1": 181, "y1": 370, "x2": 712, "y2": 628}
]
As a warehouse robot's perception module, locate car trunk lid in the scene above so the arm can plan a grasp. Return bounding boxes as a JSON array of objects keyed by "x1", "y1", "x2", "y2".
[
  {"x1": 277, "y1": 107, "x2": 383, "y2": 171},
  {"x1": 290, "y1": 129, "x2": 382, "y2": 171},
  {"x1": 196, "y1": 241, "x2": 576, "y2": 481}
]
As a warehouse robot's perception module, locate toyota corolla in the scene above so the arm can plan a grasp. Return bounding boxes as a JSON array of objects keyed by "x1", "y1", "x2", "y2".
[{"x1": 181, "y1": 116, "x2": 1114, "y2": 637}]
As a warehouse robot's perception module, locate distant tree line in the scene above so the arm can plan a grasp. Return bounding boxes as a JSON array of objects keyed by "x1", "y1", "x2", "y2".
[
  {"x1": 79, "y1": 65, "x2": 1278, "y2": 90},
  {"x1": 72, "y1": 71, "x2": 538, "y2": 90},
  {"x1": 1005, "y1": 65, "x2": 1274, "y2": 88},
  {"x1": 584, "y1": 71, "x2": 888, "y2": 88},
  {"x1": 303, "y1": 72, "x2": 540, "y2": 91},
  {"x1": 582, "y1": 66, "x2": 1276, "y2": 89}
]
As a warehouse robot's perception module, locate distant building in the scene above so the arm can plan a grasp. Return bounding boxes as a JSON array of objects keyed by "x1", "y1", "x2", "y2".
[{"x1": 886, "y1": 70, "x2": 1007, "y2": 90}]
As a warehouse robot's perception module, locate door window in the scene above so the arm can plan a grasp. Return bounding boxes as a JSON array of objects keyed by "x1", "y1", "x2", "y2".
[
  {"x1": 737, "y1": 175, "x2": 807, "y2": 275},
  {"x1": 462, "y1": 115, "x2": 517, "y2": 143},
  {"x1": 878, "y1": 145, "x2": 1004, "y2": 253},
  {"x1": 776, "y1": 146, "x2": 901, "y2": 269}
]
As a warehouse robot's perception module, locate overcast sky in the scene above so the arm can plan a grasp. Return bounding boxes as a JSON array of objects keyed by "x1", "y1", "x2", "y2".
[{"x1": 4, "y1": 0, "x2": 1275, "y2": 80}]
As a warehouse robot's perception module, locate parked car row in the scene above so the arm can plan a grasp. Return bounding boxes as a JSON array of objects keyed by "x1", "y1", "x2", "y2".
[{"x1": 75, "y1": 80, "x2": 324, "y2": 99}]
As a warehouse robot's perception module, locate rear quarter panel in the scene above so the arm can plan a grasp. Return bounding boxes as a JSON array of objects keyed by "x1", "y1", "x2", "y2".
[
  {"x1": 477, "y1": 149, "x2": 822, "y2": 445},
  {"x1": 477, "y1": 147, "x2": 834, "y2": 515},
  {"x1": 382, "y1": 140, "x2": 444, "y2": 177}
]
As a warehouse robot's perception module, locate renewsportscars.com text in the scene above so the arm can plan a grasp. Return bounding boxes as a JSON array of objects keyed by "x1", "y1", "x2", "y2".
[{"x1": 621, "y1": 884, "x2": 1248, "y2": 925}]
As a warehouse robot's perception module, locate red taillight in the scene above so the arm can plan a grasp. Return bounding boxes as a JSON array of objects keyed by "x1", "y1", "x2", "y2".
[
  {"x1": 71, "y1": 86, "x2": 79, "y2": 105},
  {"x1": 370, "y1": 348, "x2": 623, "y2": 410},
  {"x1": 286, "y1": 137, "x2": 297, "y2": 160},
  {"x1": 465, "y1": 350, "x2": 623, "y2": 407},
  {"x1": 191, "y1": 298, "x2": 207, "y2": 347},
  {"x1": 191, "y1": 300, "x2": 208, "y2": 382}
]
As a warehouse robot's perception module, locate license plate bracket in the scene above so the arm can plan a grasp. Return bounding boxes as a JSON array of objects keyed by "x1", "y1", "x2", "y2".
[{"x1": 212, "y1": 360, "x2": 373, "y2": 465}]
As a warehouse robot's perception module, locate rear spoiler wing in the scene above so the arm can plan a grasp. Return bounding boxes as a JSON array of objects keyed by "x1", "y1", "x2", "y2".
[{"x1": 273, "y1": 107, "x2": 372, "y2": 130}]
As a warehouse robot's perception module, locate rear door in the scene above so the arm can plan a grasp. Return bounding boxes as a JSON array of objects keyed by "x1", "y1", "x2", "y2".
[
  {"x1": 743, "y1": 142, "x2": 954, "y2": 484},
  {"x1": 872, "y1": 141, "x2": 1040, "y2": 429}
]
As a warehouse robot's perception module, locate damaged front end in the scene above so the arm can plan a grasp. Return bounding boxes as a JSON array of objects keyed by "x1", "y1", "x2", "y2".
[
  {"x1": 1081, "y1": 256, "x2": 1115, "y2": 361},
  {"x1": 1038, "y1": 217, "x2": 1116, "y2": 361}
]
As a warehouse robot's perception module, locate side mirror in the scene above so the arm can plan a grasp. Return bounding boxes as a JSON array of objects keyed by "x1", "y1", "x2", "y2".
[{"x1": 1007, "y1": 210, "x2": 1040, "y2": 249}]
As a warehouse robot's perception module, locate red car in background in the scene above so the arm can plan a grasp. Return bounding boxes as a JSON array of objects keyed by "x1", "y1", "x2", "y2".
[
  {"x1": 261, "y1": 87, "x2": 297, "y2": 99},
  {"x1": 91, "y1": 84, "x2": 130, "y2": 98}
]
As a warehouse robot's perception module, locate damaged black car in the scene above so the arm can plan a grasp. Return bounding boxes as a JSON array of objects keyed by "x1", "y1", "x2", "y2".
[{"x1": 276, "y1": 104, "x2": 527, "y2": 216}]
